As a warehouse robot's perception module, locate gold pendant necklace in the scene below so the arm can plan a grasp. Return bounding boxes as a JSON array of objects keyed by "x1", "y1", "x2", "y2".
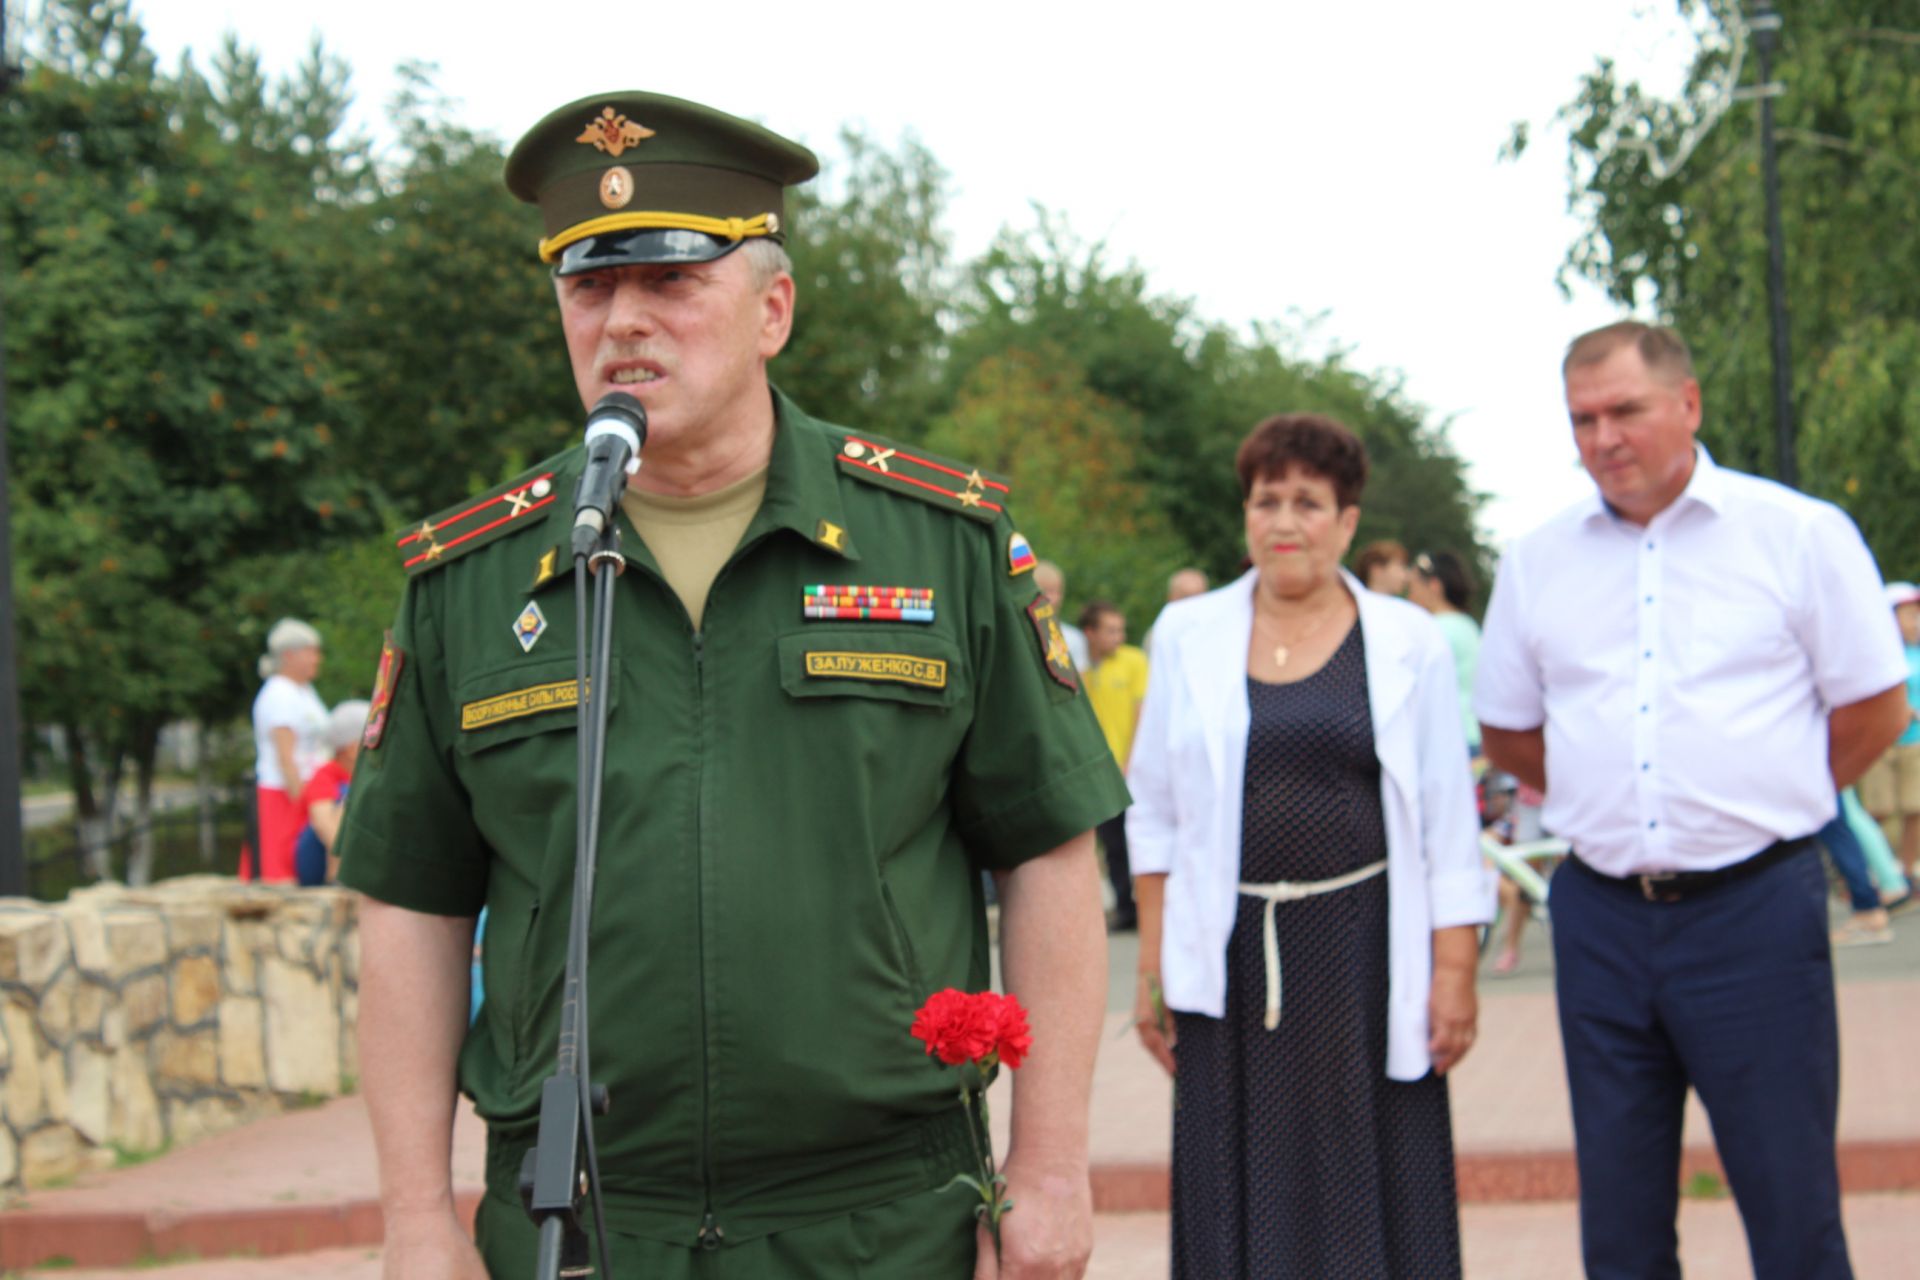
[{"x1": 1265, "y1": 603, "x2": 1337, "y2": 670}]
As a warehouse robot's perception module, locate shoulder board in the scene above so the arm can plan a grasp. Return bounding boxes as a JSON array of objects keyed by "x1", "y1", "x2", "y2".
[
  {"x1": 394, "y1": 466, "x2": 564, "y2": 576},
  {"x1": 834, "y1": 434, "x2": 1011, "y2": 525}
]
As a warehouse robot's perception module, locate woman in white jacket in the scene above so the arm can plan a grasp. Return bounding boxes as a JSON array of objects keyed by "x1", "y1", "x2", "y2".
[{"x1": 1127, "y1": 413, "x2": 1494, "y2": 1278}]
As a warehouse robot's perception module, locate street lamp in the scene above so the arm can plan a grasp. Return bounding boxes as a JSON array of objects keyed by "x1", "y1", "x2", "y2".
[{"x1": 1748, "y1": 0, "x2": 1796, "y2": 489}]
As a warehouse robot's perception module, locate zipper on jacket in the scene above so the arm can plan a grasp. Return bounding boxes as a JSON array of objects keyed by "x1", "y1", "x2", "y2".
[{"x1": 690, "y1": 625, "x2": 720, "y2": 1245}]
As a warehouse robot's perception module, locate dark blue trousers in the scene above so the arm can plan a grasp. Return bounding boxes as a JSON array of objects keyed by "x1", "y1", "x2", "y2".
[{"x1": 1550, "y1": 848, "x2": 1852, "y2": 1280}]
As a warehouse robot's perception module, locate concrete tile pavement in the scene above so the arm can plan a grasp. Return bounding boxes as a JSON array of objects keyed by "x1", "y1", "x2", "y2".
[
  {"x1": 989, "y1": 977, "x2": 1920, "y2": 1205},
  {"x1": 19, "y1": 1197, "x2": 1920, "y2": 1278},
  {"x1": 4, "y1": 943, "x2": 1916, "y2": 1273}
]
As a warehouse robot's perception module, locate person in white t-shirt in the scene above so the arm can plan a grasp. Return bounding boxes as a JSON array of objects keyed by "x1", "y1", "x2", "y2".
[{"x1": 249, "y1": 618, "x2": 328, "y2": 882}]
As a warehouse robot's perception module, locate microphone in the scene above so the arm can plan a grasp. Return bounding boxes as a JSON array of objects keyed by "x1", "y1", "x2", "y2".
[{"x1": 572, "y1": 392, "x2": 647, "y2": 555}]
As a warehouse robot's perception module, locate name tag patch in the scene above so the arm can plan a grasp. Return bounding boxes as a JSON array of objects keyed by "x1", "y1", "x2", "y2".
[
  {"x1": 462, "y1": 679, "x2": 582, "y2": 731},
  {"x1": 804, "y1": 651, "x2": 948, "y2": 690}
]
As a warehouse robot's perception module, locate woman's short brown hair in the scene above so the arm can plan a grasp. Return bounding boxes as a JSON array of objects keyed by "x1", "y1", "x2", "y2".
[{"x1": 1235, "y1": 413, "x2": 1369, "y2": 508}]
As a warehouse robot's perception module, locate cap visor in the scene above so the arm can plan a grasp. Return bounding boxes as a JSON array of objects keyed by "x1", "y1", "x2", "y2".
[{"x1": 555, "y1": 227, "x2": 741, "y2": 275}]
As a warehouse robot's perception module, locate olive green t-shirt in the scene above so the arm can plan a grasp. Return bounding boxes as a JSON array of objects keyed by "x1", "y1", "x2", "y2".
[{"x1": 620, "y1": 467, "x2": 768, "y2": 630}]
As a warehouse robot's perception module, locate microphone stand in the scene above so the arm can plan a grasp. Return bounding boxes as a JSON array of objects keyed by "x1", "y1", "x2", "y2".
[{"x1": 520, "y1": 518, "x2": 624, "y2": 1278}]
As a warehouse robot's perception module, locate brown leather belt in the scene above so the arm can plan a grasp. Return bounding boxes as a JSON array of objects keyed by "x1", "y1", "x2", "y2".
[{"x1": 1569, "y1": 836, "x2": 1815, "y2": 903}]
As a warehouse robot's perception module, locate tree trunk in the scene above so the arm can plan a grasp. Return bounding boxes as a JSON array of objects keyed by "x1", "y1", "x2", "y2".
[
  {"x1": 64, "y1": 724, "x2": 113, "y2": 882},
  {"x1": 126, "y1": 729, "x2": 159, "y2": 888},
  {"x1": 196, "y1": 721, "x2": 217, "y2": 865}
]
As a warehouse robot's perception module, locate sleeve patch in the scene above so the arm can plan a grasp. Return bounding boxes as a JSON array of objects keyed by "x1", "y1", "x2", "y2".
[
  {"x1": 1026, "y1": 594, "x2": 1080, "y2": 691},
  {"x1": 363, "y1": 633, "x2": 405, "y2": 750}
]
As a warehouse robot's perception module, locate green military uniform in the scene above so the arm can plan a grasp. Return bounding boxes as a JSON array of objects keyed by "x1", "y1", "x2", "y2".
[
  {"x1": 340, "y1": 89, "x2": 1127, "y2": 1276},
  {"x1": 340, "y1": 399, "x2": 1126, "y2": 1272}
]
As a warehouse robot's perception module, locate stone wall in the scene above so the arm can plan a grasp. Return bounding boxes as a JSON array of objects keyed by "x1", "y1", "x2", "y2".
[{"x1": 0, "y1": 877, "x2": 359, "y2": 1199}]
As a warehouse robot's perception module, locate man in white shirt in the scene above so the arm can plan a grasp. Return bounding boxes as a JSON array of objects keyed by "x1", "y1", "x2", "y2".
[{"x1": 1476, "y1": 322, "x2": 1909, "y2": 1280}]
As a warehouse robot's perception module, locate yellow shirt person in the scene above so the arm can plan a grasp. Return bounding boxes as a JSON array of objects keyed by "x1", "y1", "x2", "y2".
[{"x1": 1081, "y1": 602, "x2": 1150, "y2": 930}]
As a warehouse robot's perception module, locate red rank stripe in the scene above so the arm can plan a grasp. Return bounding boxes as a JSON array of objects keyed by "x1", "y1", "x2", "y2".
[
  {"x1": 845, "y1": 440, "x2": 1010, "y2": 494},
  {"x1": 401, "y1": 492, "x2": 557, "y2": 568},
  {"x1": 838, "y1": 456, "x2": 1005, "y2": 513},
  {"x1": 397, "y1": 472, "x2": 557, "y2": 548}
]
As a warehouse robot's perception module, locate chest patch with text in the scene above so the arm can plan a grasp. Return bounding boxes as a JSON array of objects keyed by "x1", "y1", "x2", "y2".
[
  {"x1": 461, "y1": 679, "x2": 583, "y2": 731},
  {"x1": 803, "y1": 651, "x2": 948, "y2": 690}
]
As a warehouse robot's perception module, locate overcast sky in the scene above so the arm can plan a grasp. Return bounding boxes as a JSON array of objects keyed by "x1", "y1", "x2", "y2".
[{"x1": 131, "y1": 0, "x2": 1704, "y2": 547}]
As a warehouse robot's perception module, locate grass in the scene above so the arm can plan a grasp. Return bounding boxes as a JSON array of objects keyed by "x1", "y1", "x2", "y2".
[
  {"x1": 110, "y1": 1139, "x2": 173, "y2": 1169},
  {"x1": 1682, "y1": 1169, "x2": 1730, "y2": 1199}
]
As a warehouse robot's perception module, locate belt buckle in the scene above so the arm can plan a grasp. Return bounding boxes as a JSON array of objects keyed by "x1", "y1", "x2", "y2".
[{"x1": 1638, "y1": 872, "x2": 1679, "y2": 903}]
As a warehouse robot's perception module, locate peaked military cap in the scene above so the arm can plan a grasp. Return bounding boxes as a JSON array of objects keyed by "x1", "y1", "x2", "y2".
[{"x1": 505, "y1": 91, "x2": 819, "y2": 276}]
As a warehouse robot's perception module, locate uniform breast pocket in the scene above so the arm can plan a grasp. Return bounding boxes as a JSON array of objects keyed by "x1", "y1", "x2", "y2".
[
  {"x1": 453, "y1": 656, "x2": 620, "y2": 757},
  {"x1": 776, "y1": 629, "x2": 967, "y2": 710}
]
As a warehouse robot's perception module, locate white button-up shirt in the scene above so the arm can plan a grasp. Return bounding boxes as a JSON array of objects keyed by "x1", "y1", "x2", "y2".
[{"x1": 1476, "y1": 448, "x2": 1906, "y2": 876}]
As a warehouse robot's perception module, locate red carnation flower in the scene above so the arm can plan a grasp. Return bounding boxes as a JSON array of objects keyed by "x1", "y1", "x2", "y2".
[
  {"x1": 910, "y1": 988, "x2": 1032, "y2": 1256},
  {"x1": 911, "y1": 988, "x2": 999, "y2": 1065},
  {"x1": 991, "y1": 994, "x2": 1032, "y2": 1070}
]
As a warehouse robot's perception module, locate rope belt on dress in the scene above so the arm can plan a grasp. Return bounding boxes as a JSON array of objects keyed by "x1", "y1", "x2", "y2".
[{"x1": 1237, "y1": 859, "x2": 1389, "y2": 1031}]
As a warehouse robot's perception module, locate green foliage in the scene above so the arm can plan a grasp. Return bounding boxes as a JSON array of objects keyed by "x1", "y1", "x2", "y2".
[
  {"x1": 2, "y1": 0, "x2": 373, "y2": 812},
  {"x1": 309, "y1": 62, "x2": 579, "y2": 517},
  {"x1": 110, "y1": 1138, "x2": 173, "y2": 1168},
  {"x1": 926, "y1": 348, "x2": 1188, "y2": 628},
  {"x1": 946, "y1": 215, "x2": 1485, "y2": 592},
  {"x1": 1683, "y1": 1169, "x2": 1730, "y2": 1199},
  {"x1": 781, "y1": 129, "x2": 951, "y2": 434},
  {"x1": 1540, "y1": 0, "x2": 1920, "y2": 577},
  {"x1": 2, "y1": 13, "x2": 1490, "y2": 893}
]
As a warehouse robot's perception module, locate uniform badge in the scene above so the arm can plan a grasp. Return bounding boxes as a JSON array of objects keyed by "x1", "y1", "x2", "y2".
[
  {"x1": 814, "y1": 519, "x2": 849, "y2": 553},
  {"x1": 1007, "y1": 531, "x2": 1037, "y2": 577},
  {"x1": 599, "y1": 165, "x2": 634, "y2": 209},
  {"x1": 530, "y1": 546, "x2": 562, "y2": 592},
  {"x1": 802, "y1": 584, "x2": 934, "y2": 623},
  {"x1": 576, "y1": 107, "x2": 654, "y2": 156},
  {"x1": 1026, "y1": 595, "x2": 1079, "y2": 691},
  {"x1": 363, "y1": 633, "x2": 405, "y2": 750},
  {"x1": 513, "y1": 601, "x2": 548, "y2": 653}
]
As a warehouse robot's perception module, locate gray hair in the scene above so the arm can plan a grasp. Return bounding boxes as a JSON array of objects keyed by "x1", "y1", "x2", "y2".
[
  {"x1": 326, "y1": 700, "x2": 371, "y2": 752},
  {"x1": 259, "y1": 618, "x2": 322, "y2": 678},
  {"x1": 742, "y1": 237, "x2": 793, "y2": 289}
]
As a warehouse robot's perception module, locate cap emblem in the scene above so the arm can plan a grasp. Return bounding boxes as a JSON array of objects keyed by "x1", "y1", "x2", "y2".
[
  {"x1": 577, "y1": 107, "x2": 655, "y2": 157},
  {"x1": 599, "y1": 166, "x2": 635, "y2": 209}
]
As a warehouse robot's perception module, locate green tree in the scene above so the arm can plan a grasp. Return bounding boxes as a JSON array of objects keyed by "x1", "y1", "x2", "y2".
[
  {"x1": 2, "y1": 0, "x2": 369, "y2": 879},
  {"x1": 947, "y1": 215, "x2": 1484, "y2": 592},
  {"x1": 924, "y1": 348, "x2": 1188, "y2": 628},
  {"x1": 1527, "y1": 0, "x2": 1920, "y2": 577},
  {"x1": 309, "y1": 63, "x2": 579, "y2": 518},
  {"x1": 781, "y1": 129, "x2": 952, "y2": 433}
]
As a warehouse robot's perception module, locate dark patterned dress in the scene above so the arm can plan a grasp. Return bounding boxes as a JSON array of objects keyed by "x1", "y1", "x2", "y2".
[{"x1": 1170, "y1": 623, "x2": 1462, "y2": 1279}]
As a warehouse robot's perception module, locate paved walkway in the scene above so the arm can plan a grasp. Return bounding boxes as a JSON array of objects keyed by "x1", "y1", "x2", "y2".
[{"x1": 5, "y1": 913, "x2": 1917, "y2": 1275}]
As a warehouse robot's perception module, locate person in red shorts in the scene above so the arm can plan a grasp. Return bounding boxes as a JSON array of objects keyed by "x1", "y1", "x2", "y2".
[
  {"x1": 245, "y1": 619, "x2": 327, "y2": 882},
  {"x1": 295, "y1": 700, "x2": 369, "y2": 886}
]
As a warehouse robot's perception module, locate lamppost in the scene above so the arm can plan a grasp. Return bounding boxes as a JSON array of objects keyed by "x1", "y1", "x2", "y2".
[
  {"x1": 1749, "y1": 0, "x2": 1796, "y2": 489},
  {"x1": 0, "y1": 0, "x2": 26, "y2": 897}
]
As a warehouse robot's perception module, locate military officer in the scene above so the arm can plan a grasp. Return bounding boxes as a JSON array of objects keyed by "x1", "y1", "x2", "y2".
[{"x1": 337, "y1": 91, "x2": 1128, "y2": 1280}]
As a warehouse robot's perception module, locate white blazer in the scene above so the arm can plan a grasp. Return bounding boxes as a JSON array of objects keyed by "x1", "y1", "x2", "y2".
[{"x1": 1128, "y1": 568, "x2": 1495, "y2": 1080}]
